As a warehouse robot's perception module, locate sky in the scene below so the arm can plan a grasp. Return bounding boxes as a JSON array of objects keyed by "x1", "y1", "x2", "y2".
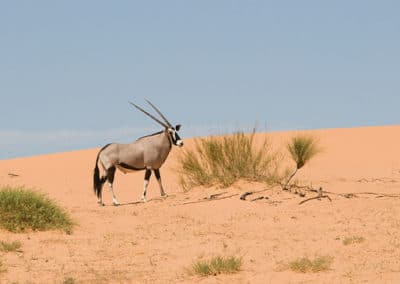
[{"x1": 1, "y1": 1, "x2": 399, "y2": 159}]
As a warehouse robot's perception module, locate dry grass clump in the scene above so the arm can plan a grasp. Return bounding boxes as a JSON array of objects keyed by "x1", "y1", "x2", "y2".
[
  {"x1": 0, "y1": 186, "x2": 74, "y2": 233},
  {"x1": 63, "y1": 277, "x2": 77, "y2": 284},
  {"x1": 0, "y1": 260, "x2": 5, "y2": 273},
  {"x1": 0, "y1": 240, "x2": 22, "y2": 252},
  {"x1": 343, "y1": 236, "x2": 365, "y2": 246},
  {"x1": 191, "y1": 255, "x2": 242, "y2": 276},
  {"x1": 287, "y1": 255, "x2": 333, "y2": 273},
  {"x1": 179, "y1": 130, "x2": 279, "y2": 189}
]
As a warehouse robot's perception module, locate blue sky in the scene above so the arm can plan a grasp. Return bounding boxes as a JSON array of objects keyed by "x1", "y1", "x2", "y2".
[{"x1": 1, "y1": 1, "x2": 399, "y2": 159}]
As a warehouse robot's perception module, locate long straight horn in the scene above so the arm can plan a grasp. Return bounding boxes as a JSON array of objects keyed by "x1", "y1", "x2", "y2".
[
  {"x1": 129, "y1": 102, "x2": 168, "y2": 128},
  {"x1": 145, "y1": 99, "x2": 172, "y2": 127}
]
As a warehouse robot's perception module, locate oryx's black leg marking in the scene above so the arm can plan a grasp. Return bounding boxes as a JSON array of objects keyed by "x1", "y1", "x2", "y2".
[
  {"x1": 106, "y1": 166, "x2": 119, "y2": 206},
  {"x1": 154, "y1": 169, "x2": 161, "y2": 180},
  {"x1": 154, "y1": 169, "x2": 166, "y2": 197},
  {"x1": 141, "y1": 169, "x2": 152, "y2": 202},
  {"x1": 107, "y1": 166, "x2": 116, "y2": 184},
  {"x1": 145, "y1": 168, "x2": 152, "y2": 180}
]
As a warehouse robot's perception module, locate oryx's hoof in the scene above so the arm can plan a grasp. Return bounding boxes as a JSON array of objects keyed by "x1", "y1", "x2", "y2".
[
  {"x1": 141, "y1": 196, "x2": 147, "y2": 203},
  {"x1": 112, "y1": 199, "x2": 120, "y2": 206},
  {"x1": 161, "y1": 193, "x2": 168, "y2": 198},
  {"x1": 97, "y1": 201, "x2": 105, "y2": 206}
]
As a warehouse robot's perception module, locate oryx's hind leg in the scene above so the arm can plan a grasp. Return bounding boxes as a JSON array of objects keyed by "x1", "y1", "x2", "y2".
[
  {"x1": 154, "y1": 169, "x2": 167, "y2": 197},
  {"x1": 97, "y1": 175, "x2": 107, "y2": 206},
  {"x1": 106, "y1": 166, "x2": 120, "y2": 206},
  {"x1": 141, "y1": 168, "x2": 152, "y2": 202}
]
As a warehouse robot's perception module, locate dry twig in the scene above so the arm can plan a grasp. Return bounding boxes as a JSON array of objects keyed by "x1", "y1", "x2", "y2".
[{"x1": 299, "y1": 187, "x2": 332, "y2": 205}]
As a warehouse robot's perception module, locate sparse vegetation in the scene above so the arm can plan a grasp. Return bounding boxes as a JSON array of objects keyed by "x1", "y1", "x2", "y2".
[
  {"x1": 343, "y1": 236, "x2": 365, "y2": 246},
  {"x1": 283, "y1": 135, "x2": 320, "y2": 190},
  {"x1": 191, "y1": 255, "x2": 242, "y2": 276},
  {"x1": 179, "y1": 130, "x2": 279, "y2": 189},
  {"x1": 0, "y1": 186, "x2": 74, "y2": 233},
  {"x1": 63, "y1": 276, "x2": 77, "y2": 284},
  {"x1": 0, "y1": 240, "x2": 22, "y2": 252},
  {"x1": 288, "y1": 255, "x2": 333, "y2": 273},
  {"x1": 0, "y1": 260, "x2": 5, "y2": 273}
]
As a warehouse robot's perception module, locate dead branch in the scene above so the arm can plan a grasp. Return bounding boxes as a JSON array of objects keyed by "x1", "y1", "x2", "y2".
[
  {"x1": 239, "y1": 188, "x2": 272, "y2": 201},
  {"x1": 357, "y1": 178, "x2": 397, "y2": 183},
  {"x1": 299, "y1": 187, "x2": 332, "y2": 205},
  {"x1": 181, "y1": 193, "x2": 239, "y2": 205},
  {"x1": 251, "y1": 196, "x2": 266, "y2": 202},
  {"x1": 240, "y1": 192, "x2": 253, "y2": 200},
  {"x1": 205, "y1": 192, "x2": 228, "y2": 200},
  {"x1": 299, "y1": 195, "x2": 332, "y2": 205}
]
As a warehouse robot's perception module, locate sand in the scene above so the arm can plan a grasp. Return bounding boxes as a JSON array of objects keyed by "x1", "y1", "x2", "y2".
[{"x1": 0, "y1": 125, "x2": 400, "y2": 283}]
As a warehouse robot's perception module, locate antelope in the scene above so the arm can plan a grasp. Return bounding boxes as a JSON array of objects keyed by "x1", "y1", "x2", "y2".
[{"x1": 93, "y1": 100, "x2": 183, "y2": 205}]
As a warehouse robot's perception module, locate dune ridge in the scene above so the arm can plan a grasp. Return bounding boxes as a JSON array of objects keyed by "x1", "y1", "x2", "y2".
[{"x1": 0, "y1": 125, "x2": 400, "y2": 283}]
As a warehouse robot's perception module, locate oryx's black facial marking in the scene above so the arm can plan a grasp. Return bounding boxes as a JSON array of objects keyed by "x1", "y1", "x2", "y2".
[{"x1": 168, "y1": 126, "x2": 183, "y2": 147}]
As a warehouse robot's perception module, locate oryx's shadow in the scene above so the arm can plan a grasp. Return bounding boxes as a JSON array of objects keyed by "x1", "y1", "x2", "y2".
[{"x1": 102, "y1": 196, "x2": 171, "y2": 207}]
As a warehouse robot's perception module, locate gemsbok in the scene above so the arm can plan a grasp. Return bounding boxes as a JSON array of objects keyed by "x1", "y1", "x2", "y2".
[{"x1": 93, "y1": 100, "x2": 183, "y2": 205}]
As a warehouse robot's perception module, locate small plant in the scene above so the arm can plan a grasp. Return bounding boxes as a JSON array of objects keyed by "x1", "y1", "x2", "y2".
[
  {"x1": 63, "y1": 276, "x2": 77, "y2": 284},
  {"x1": 283, "y1": 135, "x2": 320, "y2": 190},
  {"x1": 0, "y1": 240, "x2": 22, "y2": 252},
  {"x1": 288, "y1": 255, "x2": 333, "y2": 273},
  {"x1": 0, "y1": 259, "x2": 6, "y2": 273},
  {"x1": 343, "y1": 236, "x2": 365, "y2": 246},
  {"x1": 0, "y1": 186, "x2": 74, "y2": 233},
  {"x1": 191, "y1": 255, "x2": 242, "y2": 276},
  {"x1": 179, "y1": 130, "x2": 278, "y2": 189}
]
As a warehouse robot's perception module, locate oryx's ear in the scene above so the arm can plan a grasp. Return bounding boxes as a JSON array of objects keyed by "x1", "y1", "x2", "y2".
[{"x1": 175, "y1": 124, "x2": 181, "y2": 131}]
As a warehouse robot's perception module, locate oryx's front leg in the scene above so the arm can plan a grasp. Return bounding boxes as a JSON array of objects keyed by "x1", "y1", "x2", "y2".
[
  {"x1": 154, "y1": 169, "x2": 167, "y2": 197},
  {"x1": 141, "y1": 168, "x2": 152, "y2": 202}
]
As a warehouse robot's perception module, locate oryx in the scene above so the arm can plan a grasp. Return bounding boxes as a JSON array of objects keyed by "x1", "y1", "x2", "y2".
[{"x1": 93, "y1": 100, "x2": 183, "y2": 205}]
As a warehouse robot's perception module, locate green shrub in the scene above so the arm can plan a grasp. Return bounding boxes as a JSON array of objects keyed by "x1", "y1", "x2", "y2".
[
  {"x1": 192, "y1": 255, "x2": 242, "y2": 276},
  {"x1": 0, "y1": 186, "x2": 74, "y2": 233},
  {"x1": 283, "y1": 135, "x2": 320, "y2": 190},
  {"x1": 179, "y1": 130, "x2": 278, "y2": 189},
  {"x1": 287, "y1": 135, "x2": 320, "y2": 170}
]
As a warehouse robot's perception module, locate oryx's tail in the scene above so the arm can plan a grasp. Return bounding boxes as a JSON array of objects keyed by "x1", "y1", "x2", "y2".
[{"x1": 93, "y1": 144, "x2": 110, "y2": 199}]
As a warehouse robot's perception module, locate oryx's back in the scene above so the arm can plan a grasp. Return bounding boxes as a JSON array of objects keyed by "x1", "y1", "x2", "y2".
[{"x1": 99, "y1": 131, "x2": 172, "y2": 172}]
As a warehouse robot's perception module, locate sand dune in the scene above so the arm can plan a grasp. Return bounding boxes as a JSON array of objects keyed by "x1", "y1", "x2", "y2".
[{"x1": 1, "y1": 125, "x2": 400, "y2": 283}]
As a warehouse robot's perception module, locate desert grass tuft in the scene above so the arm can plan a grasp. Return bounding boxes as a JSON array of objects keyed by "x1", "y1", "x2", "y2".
[
  {"x1": 0, "y1": 240, "x2": 22, "y2": 252},
  {"x1": 0, "y1": 258, "x2": 6, "y2": 273},
  {"x1": 0, "y1": 186, "x2": 74, "y2": 233},
  {"x1": 288, "y1": 255, "x2": 333, "y2": 273},
  {"x1": 287, "y1": 135, "x2": 320, "y2": 170},
  {"x1": 191, "y1": 255, "x2": 242, "y2": 276},
  {"x1": 343, "y1": 236, "x2": 365, "y2": 246},
  {"x1": 283, "y1": 134, "x2": 321, "y2": 190},
  {"x1": 179, "y1": 130, "x2": 279, "y2": 189},
  {"x1": 63, "y1": 276, "x2": 77, "y2": 284}
]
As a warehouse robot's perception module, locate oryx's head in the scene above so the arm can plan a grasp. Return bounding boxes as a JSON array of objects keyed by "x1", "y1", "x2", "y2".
[
  {"x1": 167, "y1": 124, "x2": 183, "y2": 147},
  {"x1": 129, "y1": 100, "x2": 184, "y2": 147}
]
